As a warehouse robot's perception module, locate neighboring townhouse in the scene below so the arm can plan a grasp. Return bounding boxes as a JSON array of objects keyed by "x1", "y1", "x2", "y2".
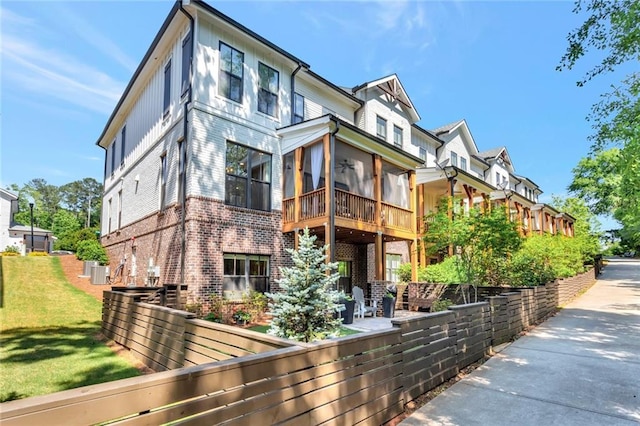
[
  {"x1": 0, "y1": 188, "x2": 19, "y2": 251},
  {"x1": 97, "y1": 0, "x2": 573, "y2": 306}
]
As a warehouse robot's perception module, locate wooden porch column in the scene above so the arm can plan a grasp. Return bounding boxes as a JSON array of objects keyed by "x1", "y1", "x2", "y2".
[
  {"x1": 323, "y1": 133, "x2": 334, "y2": 263},
  {"x1": 374, "y1": 155, "x2": 382, "y2": 227},
  {"x1": 293, "y1": 228, "x2": 300, "y2": 250},
  {"x1": 410, "y1": 238, "x2": 418, "y2": 281},
  {"x1": 417, "y1": 183, "x2": 426, "y2": 267},
  {"x1": 409, "y1": 171, "x2": 417, "y2": 234},
  {"x1": 515, "y1": 203, "x2": 523, "y2": 236},
  {"x1": 539, "y1": 210, "x2": 544, "y2": 235},
  {"x1": 375, "y1": 231, "x2": 384, "y2": 280},
  {"x1": 527, "y1": 208, "x2": 533, "y2": 235},
  {"x1": 294, "y1": 147, "x2": 303, "y2": 224}
]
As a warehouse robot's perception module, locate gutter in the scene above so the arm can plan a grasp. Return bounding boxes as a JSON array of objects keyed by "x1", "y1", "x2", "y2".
[
  {"x1": 290, "y1": 63, "x2": 304, "y2": 125},
  {"x1": 328, "y1": 118, "x2": 340, "y2": 263},
  {"x1": 178, "y1": 0, "x2": 194, "y2": 307}
]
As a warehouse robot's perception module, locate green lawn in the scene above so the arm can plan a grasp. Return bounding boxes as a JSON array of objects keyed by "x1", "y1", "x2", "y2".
[{"x1": 0, "y1": 257, "x2": 141, "y2": 402}]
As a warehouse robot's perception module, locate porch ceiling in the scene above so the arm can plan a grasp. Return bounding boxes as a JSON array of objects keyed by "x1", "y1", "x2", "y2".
[{"x1": 306, "y1": 226, "x2": 409, "y2": 245}]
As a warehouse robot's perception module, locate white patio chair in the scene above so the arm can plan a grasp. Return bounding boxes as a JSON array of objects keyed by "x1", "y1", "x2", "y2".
[{"x1": 352, "y1": 286, "x2": 377, "y2": 318}]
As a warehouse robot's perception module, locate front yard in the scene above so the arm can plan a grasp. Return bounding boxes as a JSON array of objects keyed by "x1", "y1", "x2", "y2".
[{"x1": 0, "y1": 256, "x2": 141, "y2": 402}]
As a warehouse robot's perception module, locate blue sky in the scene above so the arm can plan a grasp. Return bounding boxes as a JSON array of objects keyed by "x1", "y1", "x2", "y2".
[{"x1": 0, "y1": 1, "x2": 622, "y2": 228}]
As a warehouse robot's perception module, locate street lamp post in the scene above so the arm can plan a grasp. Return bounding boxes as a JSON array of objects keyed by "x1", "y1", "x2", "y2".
[{"x1": 29, "y1": 201, "x2": 35, "y2": 253}]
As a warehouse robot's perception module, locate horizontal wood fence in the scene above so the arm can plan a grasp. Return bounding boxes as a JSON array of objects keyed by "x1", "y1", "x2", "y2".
[{"x1": 1, "y1": 268, "x2": 597, "y2": 425}]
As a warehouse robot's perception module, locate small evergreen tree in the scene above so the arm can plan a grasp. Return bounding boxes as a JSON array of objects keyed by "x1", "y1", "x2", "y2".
[{"x1": 267, "y1": 227, "x2": 342, "y2": 342}]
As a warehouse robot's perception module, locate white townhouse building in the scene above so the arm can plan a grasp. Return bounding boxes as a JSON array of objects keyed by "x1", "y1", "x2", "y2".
[{"x1": 97, "y1": 0, "x2": 573, "y2": 306}]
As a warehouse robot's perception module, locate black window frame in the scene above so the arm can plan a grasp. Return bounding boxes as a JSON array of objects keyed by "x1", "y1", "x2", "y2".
[
  {"x1": 218, "y1": 42, "x2": 244, "y2": 103},
  {"x1": 160, "y1": 153, "x2": 168, "y2": 210},
  {"x1": 163, "y1": 59, "x2": 172, "y2": 118},
  {"x1": 293, "y1": 92, "x2": 304, "y2": 124},
  {"x1": 178, "y1": 139, "x2": 186, "y2": 204},
  {"x1": 120, "y1": 126, "x2": 126, "y2": 167},
  {"x1": 181, "y1": 30, "x2": 192, "y2": 96},
  {"x1": 376, "y1": 115, "x2": 387, "y2": 139},
  {"x1": 257, "y1": 62, "x2": 279, "y2": 117},
  {"x1": 393, "y1": 125, "x2": 403, "y2": 148},
  {"x1": 223, "y1": 253, "x2": 270, "y2": 296},
  {"x1": 225, "y1": 141, "x2": 271, "y2": 211},
  {"x1": 110, "y1": 140, "x2": 116, "y2": 175}
]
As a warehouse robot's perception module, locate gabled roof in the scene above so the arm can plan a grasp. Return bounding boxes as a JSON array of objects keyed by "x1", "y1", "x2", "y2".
[
  {"x1": 431, "y1": 119, "x2": 464, "y2": 136},
  {"x1": 0, "y1": 188, "x2": 18, "y2": 200},
  {"x1": 352, "y1": 74, "x2": 420, "y2": 123},
  {"x1": 478, "y1": 146, "x2": 515, "y2": 173},
  {"x1": 411, "y1": 124, "x2": 444, "y2": 146},
  {"x1": 515, "y1": 174, "x2": 540, "y2": 190},
  {"x1": 431, "y1": 119, "x2": 480, "y2": 156}
]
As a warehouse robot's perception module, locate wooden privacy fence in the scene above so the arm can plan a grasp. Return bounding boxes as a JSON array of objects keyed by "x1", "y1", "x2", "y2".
[{"x1": 1, "y1": 268, "x2": 597, "y2": 425}]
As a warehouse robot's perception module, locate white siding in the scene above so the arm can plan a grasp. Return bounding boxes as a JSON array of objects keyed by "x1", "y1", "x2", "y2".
[
  {"x1": 360, "y1": 88, "x2": 412, "y2": 150},
  {"x1": 195, "y1": 19, "x2": 292, "y2": 130},
  {"x1": 295, "y1": 78, "x2": 354, "y2": 124},
  {"x1": 103, "y1": 21, "x2": 191, "y2": 200},
  {"x1": 190, "y1": 108, "x2": 282, "y2": 210},
  {"x1": 410, "y1": 130, "x2": 437, "y2": 166}
]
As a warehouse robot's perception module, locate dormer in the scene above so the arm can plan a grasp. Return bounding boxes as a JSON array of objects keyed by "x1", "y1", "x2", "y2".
[
  {"x1": 477, "y1": 147, "x2": 515, "y2": 188},
  {"x1": 431, "y1": 119, "x2": 480, "y2": 175},
  {"x1": 351, "y1": 74, "x2": 420, "y2": 150}
]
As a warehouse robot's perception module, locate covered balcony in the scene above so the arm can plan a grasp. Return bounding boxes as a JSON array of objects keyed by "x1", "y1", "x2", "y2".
[{"x1": 278, "y1": 115, "x2": 424, "y2": 280}]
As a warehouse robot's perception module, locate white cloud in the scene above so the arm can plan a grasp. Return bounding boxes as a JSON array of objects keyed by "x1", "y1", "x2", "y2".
[
  {"x1": 49, "y1": 3, "x2": 138, "y2": 72},
  {"x1": 1, "y1": 35, "x2": 124, "y2": 114}
]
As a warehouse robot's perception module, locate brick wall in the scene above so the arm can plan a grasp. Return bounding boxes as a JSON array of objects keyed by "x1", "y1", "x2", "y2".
[{"x1": 102, "y1": 195, "x2": 287, "y2": 311}]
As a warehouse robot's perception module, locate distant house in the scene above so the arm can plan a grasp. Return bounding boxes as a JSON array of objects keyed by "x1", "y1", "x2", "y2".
[
  {"x1": 95, "y1": 0, "x2": 574, "y2": 307},
  {"x1": 1, "y1": 188, "x2": 55, "y2": 254},
  {"x1": 0, "y1": 188, "x2": 19, "y2": 251}
]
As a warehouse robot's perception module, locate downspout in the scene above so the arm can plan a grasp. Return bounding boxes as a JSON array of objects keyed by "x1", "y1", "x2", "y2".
[
  {"x1": 290, "y1": 63, "x2": 303, "y2": 125},
  {"x1": 178, "y1": 1, "x2": 194, "y2": 307},
  {"x1": 329, "y1": 118, "x2": 340, "y2": 263}
]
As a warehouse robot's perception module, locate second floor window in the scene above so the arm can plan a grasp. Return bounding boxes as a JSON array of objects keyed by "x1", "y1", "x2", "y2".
[
  {"x1": 160, "y1": 153, "x2": 167, "y2": 209},
  {"x1": 419, "y1": 147, "x2": 427, "y2": 161},
  {"x1": 163, "y1": 59, "x2": 171, "y2": 117},
  {"x1": 393, "y1": 125, "x2": 403, "y2": 148},
  {"x1": 451, "y1": 151, "x2": 458, "y2": 167},
  {"x1": 110, "y1": 141, "x2": 116, "y2": 175},
  {"x1": 293, "y1": 92, "x2": 304, "y2": 124},
  {"x1": 460, "y1": 157, "x2": 467, "y2": 171},
  {"x1": 120, "y1": 126, "x2": 126, "y2": 167},
  {"x1": 258, "y1": 62, "x2": 279, "y2": 117},
  {"x1": 181, "y1": 31, "x2": 192, "y2": 95},
  {"x1": 225, "y1": 142, "x2": 271, "y2": 211},
  {"x1": 219, "y1": 42, "x2": 243, "y2": 103},
  {"x1": 376, "y1": 115, "x2": 387, "y2": 139}
]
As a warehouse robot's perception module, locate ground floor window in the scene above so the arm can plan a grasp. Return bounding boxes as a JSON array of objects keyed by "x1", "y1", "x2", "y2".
[
  {"x1": 386, "y1": 254, "x2": 402, "y2": 283},
  {"x1": 223, "y1": 253, "x2": 270, "y2": 299},
  {"x1": 337, "y1": 260, "x2": 352, "y2": 294}
]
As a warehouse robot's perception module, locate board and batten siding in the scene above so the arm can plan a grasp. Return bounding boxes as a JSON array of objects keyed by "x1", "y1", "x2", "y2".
[
  {"x1": 410, "y1": 131, "x2": 438, "y2": 167},
  {"x1": 101, "y1": 21, "x2": 192, "y2": 236},
  {"x1": 194, "y1": 19, "x2": 295, "y2": 131},
  {"x1": 294, "y1": 78, "x2": 355, "y2": 124}
]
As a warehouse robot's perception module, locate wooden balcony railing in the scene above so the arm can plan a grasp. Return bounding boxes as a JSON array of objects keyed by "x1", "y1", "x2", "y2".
[
  {"x1": 382, "y1": 202, "x2": 412, "y2": 231},
  {"x1": 283, "y1": 188, "x2": 413, "y2": 234},
  {"x1": 300, "y1": 188, "x2": 326, "y2": 220},
  {"x1": 335, "y1": 189, "x2": 376, "y2": 224},
  {"x1": 283, "y1": 198, "x2": 294, "y2": 223}
]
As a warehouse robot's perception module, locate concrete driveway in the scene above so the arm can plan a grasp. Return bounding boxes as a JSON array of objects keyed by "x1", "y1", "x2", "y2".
[{"x1": 401, "y1": 258, "x2": 640, "y2": 425}]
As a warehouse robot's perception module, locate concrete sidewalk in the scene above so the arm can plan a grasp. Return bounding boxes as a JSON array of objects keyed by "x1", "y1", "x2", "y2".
[{"x1": 400, "y1": 258, "x2": 640, "y2": 426}]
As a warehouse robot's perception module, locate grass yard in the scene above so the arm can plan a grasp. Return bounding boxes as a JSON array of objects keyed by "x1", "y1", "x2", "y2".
[{"x1": 0, "y1": 256, "x2": 141, "y2": 402}]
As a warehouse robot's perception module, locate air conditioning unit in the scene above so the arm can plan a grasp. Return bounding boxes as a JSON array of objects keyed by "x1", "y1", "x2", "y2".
[
  {"x1": 91, "y1": 266, "x2": 110, "y2": 285},
  {"x1": 82, "y1": 261, "x2": 99, "y2": 277}
]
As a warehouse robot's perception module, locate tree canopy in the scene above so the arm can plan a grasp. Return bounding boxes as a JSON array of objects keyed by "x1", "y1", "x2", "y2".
[{"x1": 558, "y1": 0, "x2": 640, "y2": 250}]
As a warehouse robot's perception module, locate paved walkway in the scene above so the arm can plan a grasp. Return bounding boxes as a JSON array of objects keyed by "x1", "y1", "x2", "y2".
[{"x1": 401, "y1": 258, "x2": 640, "y2": 425}]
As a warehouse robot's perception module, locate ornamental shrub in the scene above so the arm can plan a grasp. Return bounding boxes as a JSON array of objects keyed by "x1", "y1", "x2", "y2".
[
  {"x1": 75, "y1": 239, "x2": 109, "y2": 265},
  {"x1": 422, "y1": 256, "x2": 464, "y2": 283}
]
